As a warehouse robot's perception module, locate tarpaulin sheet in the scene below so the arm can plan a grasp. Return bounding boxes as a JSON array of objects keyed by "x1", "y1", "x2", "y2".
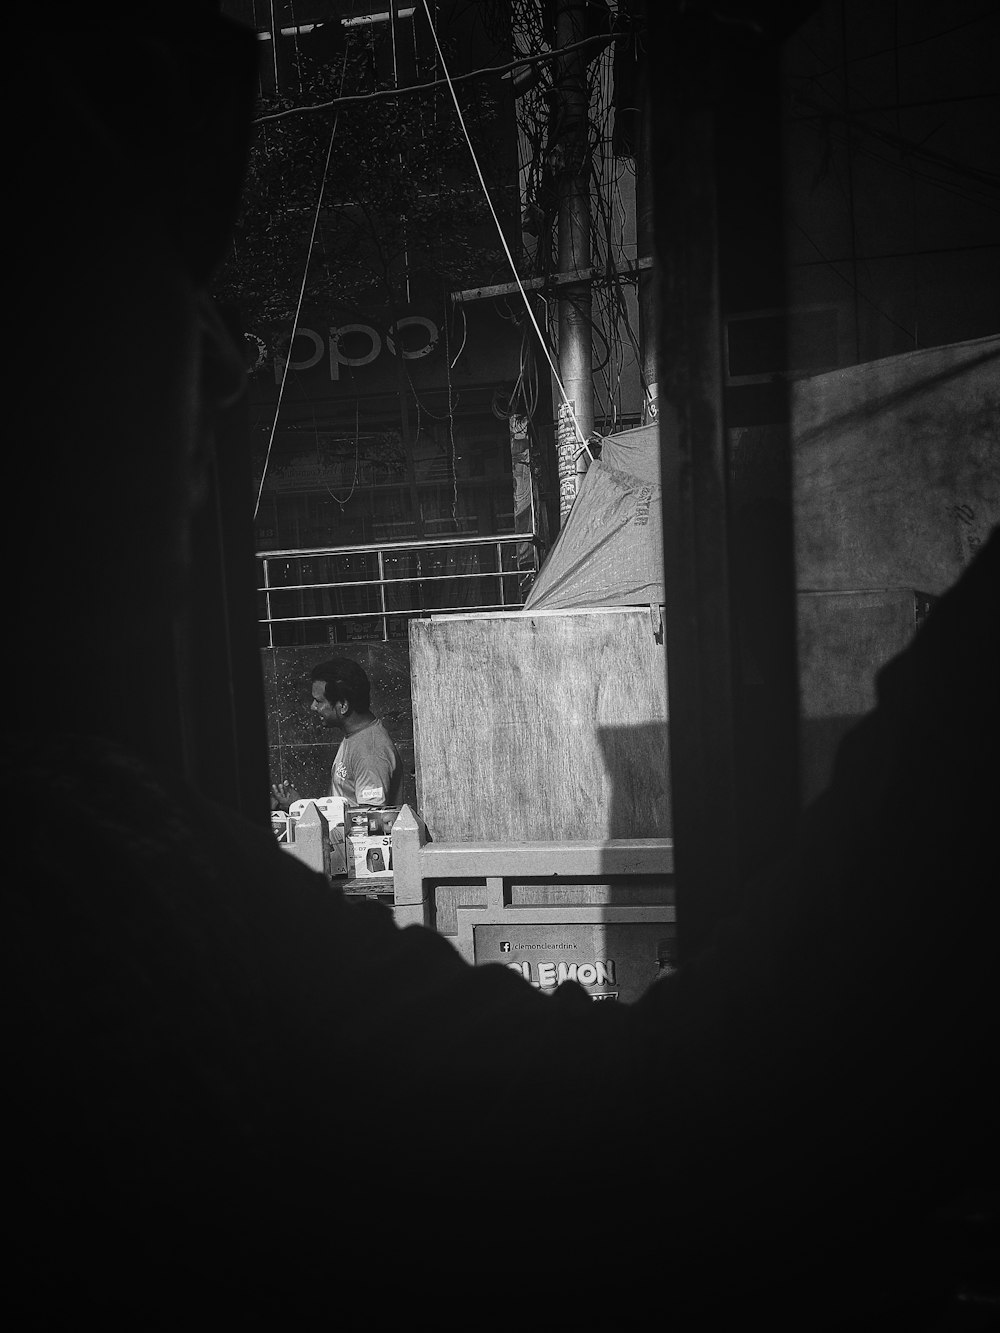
[
  {"x1": 524, "y1": 334, "x2": 999, "y2": 614},
  {"x1": 598, "y1": 421, "x2": 661, "y2": 486},
  {"x1": 523, "y1": 456, "x2": 664, "y2": 611}
]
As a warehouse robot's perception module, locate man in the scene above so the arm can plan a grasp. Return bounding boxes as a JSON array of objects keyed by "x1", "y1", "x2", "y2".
[
  {"x1": 6, "y1": 6, "x2": 997, "y2": 1328},
  {"x1": 271, "y1": 657, "x2": 403, "y2": 809}
]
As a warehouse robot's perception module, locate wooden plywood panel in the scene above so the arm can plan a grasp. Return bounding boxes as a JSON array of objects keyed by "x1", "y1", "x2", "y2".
[{"x1": 410, "y1": 609, "x2": 671, "y2": 842}]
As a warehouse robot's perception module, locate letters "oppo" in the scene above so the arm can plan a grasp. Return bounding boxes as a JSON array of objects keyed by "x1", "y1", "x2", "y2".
[{"x1": 272, "y1": 317, "x2": 440, "y2": 382}]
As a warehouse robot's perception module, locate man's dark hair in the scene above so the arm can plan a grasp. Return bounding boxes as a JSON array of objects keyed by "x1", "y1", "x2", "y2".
[{"x1": 311, "y1": 658, "x2": 371, "y2": 714}]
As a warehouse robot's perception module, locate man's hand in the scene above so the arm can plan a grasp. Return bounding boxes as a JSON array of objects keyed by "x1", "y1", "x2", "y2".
[{"x1": 270, "y1": 780, "x2": 300, "y2": 812}]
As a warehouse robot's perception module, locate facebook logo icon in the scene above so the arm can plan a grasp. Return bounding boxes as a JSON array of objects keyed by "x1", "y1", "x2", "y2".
[{"x1": 499, "y1": 941, "x2": 512, "y2": 954}]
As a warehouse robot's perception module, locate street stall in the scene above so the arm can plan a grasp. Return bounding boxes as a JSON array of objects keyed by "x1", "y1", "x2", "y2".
[{"x1": 277, "y1": 797, "x2": 401, "y2": 905}]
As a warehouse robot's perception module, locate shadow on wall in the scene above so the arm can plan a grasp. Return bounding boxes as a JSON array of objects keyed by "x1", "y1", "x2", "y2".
[
  {"x1": 597, "y1": 722, "x2": 672, "y2": 841},
  {"x1": 260, "y1": 640, "x2": 417, "y2": 808},
  {"x1": 796, "y1": 588, "x2": 935, "y2": 805}
]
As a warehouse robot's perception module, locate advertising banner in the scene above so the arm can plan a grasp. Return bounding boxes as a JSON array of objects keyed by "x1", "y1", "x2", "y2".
[{"x1": 473, "y1": 921, "x2": 676, "y2": 1003}]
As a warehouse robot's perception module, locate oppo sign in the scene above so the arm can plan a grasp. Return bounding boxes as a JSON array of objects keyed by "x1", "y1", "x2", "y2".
[{"x1": 271, "y1": 316, "x2": 440, "y2": 382}]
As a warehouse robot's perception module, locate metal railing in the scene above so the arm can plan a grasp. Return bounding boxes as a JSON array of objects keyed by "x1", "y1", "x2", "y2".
[{"x1": 257, "y1": 532, "x2": 540, "y2": 647}]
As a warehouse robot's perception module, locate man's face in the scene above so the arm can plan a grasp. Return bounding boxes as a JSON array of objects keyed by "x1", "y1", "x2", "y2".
[{"x1": 311, "y1": 680, "x2": 344, "y2": 728}]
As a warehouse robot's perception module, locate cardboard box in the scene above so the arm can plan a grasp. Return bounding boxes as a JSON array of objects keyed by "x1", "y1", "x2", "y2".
[
  {"x1": 344, "y1": 807, "x2": 401, "y2": 879},
  {"x1": 289, "y1": 795, "x2": 348, "y2": 828},
  {"x1": 284, "y1": 798, "x2": 349, "y2": 876},
  {"x1": 347, "y1": 832, "x2": 394, "y2": 879},
  {"x1": 345, "y1": 806, "x2": 401, "y2": 838},
  {"x1": 270, "y1": 811, "x2": 292, "y2": 844},
  {"x1": 328, "y1": 824, "x2": 348, "y2": 877}
]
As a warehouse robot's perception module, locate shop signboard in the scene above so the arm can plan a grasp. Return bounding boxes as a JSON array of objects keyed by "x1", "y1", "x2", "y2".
[
  {"x1": 250, "y1": 301, "x2": 523, "y2": 401},
  {"x1": 473, "y1": 921, "x2": 676, "y2": 1004}
]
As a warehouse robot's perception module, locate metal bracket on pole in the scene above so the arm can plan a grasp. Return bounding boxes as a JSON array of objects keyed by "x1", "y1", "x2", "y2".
[{"x1": 449, "y1": 257, "x2": 653, "y2": 306}]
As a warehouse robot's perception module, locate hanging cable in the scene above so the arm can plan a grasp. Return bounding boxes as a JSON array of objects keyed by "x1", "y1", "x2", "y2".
[
  {"x1": 442, "y1": 298, "x2": 460, "y2": 526},
  {"x1": 419, "y1": 0, "x2": 591, "y2": 456},
  {"x1": 253, "y1": 34, "x2": 615, "y2": 124},
  {"x1": 449, "y1": 299, "x2": 468, "y2": 370},
  {"x1": 325, "y1": 400, "x2": 362, "y2": 509},
  {"x1": 253, "y1": 45, "x2": 351, "y2": 521}
]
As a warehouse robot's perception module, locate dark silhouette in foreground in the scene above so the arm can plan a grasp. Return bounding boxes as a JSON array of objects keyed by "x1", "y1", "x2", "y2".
[{"x1": 5, "y1": 8, "x2": 997, "y2": 1328}]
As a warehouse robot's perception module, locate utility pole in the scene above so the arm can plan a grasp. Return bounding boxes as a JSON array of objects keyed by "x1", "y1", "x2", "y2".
[{"x1": 553, "y1": 0, "x2": 594, "y2": 522}]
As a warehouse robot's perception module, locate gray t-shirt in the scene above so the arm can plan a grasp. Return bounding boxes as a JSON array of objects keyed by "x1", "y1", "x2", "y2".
[{"x1": 330, "y1": 718, "x2": 403, "y2": 806}]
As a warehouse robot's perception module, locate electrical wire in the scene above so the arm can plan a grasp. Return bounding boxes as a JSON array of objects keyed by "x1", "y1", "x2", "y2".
[
  {"x1": 580, "y1": 35, "x2": 647, "y2": 430},
  {"x1": 794, "y1": 93, "x2": 1000, "y2": 193},
  {"x1": 797, "y1": 113, "x2": 1000, "y2": 216},
  {"x1": 442, "y1": 300, "x2": 460, "y2": 526},
  {"x1": 449, "y1": 299, "x2": 468, "y2": 369},
  {"x1": 324, "y1": 400, "x2": 362, "y2": 509},
  {"x1": 254, "y1": 32, "x2": 616, "y2": 124},
  {"x1": 509, "y1": 5, "x2": 648, "y2": 443},
  {"x1": 791, "y1": 220, "x2": 920, "y2": 343},
  {"x1": 253, "y1": 45, "x2": 351, "y2": 521},
  {"x1": 419, "y1": 0, "x2": 591, "y2": 455},
  {"x1": 787, "y1": 10, "x2": 997, "y2": 86}
]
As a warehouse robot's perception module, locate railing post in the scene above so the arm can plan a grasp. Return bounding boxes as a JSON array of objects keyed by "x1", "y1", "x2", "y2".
[
  {"x1": 280, "y1": 800, "x2": 330, "y2": 878},
  {"x1": 262, "y1": 557, "x2": 274, "y2": 649},
  {"x1": 377, "y1": 547, "x2": 388, "y2": 641},
  {"x1": 391, "y1": 804, "x2": 432, "y2": 929}
]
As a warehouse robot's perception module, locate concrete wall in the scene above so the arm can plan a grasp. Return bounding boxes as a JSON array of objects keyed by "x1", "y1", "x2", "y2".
[
  {"x1": 796, "y1": 587, "x2": 934, "y2": 805},
  {"x1": 788, "y1": 335, "x2": 999, "y2": 803},
  {"x1": 792, "y1": 336, "x2": 999, "y2": 595}
]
